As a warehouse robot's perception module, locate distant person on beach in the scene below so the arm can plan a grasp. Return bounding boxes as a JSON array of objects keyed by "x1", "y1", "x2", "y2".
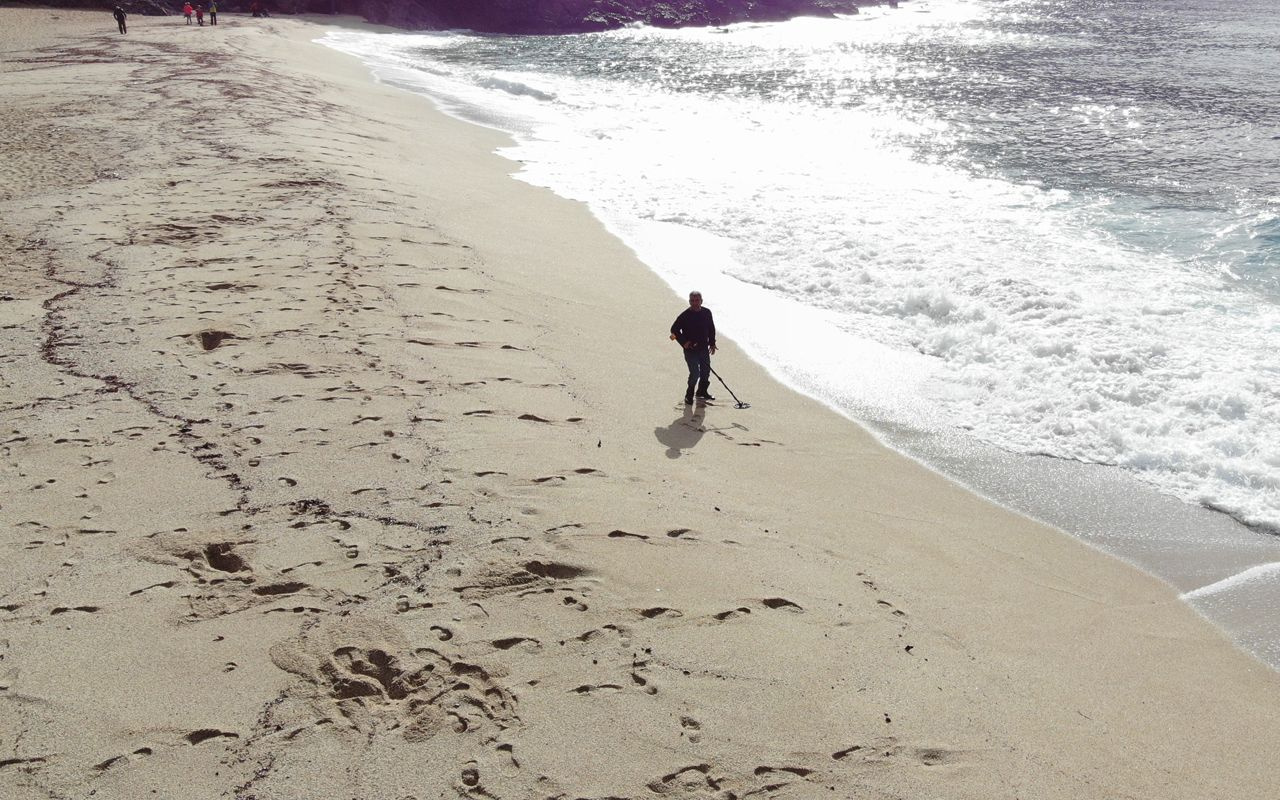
[
  {"x1": 183, "y1": 2, "x2": 194, "y2": 24},
  {"x1": 195, "y1": 4, "x2": 204, "y2": 25},
  {"x1": 112, "y1": 5, "x2": 127, "y2": 34},
  {"x1": 670, "y1": 291, "x2": 717, "y2": 405},
  {"x1": 208, "y1": 2, "x2": 218, "y2": 24}
]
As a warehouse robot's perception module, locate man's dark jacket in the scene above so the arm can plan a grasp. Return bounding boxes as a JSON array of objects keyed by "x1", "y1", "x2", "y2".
[{"x1": 671, "y1": 307, "x2": 716, "y2": 351}]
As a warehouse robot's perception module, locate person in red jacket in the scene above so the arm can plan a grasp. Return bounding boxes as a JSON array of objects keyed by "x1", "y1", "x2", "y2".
[
  {"x1": 195, "y1": 4, "x2": 204, "y2": 25},
  {"x1": 182, "y1": 2, "x2": 194, "y2": 24}
]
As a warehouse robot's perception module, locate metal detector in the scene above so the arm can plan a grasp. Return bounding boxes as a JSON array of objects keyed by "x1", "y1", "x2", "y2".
[{"x1": 710, "y1": 367, "x2": 750, "y2": 409}]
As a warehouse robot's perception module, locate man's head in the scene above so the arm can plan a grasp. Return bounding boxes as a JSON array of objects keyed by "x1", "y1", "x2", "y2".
[{"x1": 688, "y1": 291, "x2": 703, "y2": 310}]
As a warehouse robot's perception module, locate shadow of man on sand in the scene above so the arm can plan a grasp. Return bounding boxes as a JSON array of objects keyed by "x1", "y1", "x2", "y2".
[{"x1": 655, "y1": 404, "x2": 706, "y2": 459}]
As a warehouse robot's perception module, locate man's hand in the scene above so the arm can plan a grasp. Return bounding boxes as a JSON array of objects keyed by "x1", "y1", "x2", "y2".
[{"x1": 710, "y1": 345, "x2": 717, "y2": 355}]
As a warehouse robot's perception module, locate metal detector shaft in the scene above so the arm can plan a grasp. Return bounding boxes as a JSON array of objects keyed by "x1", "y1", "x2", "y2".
[{"x1": 709, "y1": 367, "x2": 750, "y2": 409}]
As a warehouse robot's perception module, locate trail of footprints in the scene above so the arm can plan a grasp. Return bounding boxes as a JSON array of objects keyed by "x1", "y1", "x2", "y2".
[
  {"x1": 205, "y1": 534, "x2": 928, "y2": 795},
  {"x1": 92, "y1": 728, "x2": 241, "y2": 775},
  {"x1": 0, "y1": 32, "x2": 946, "y2": 799},
  {"x1": 8, "y1": 464, "x2": 933, "y2": 796}
]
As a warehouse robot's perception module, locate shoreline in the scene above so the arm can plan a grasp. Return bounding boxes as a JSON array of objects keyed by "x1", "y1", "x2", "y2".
[
  {"x1": 3, "y1": 9, "x2": 1279, "y2": 799},
  {"x1": 319, "y1": 23, "x2": 1280, "y2": 669}
]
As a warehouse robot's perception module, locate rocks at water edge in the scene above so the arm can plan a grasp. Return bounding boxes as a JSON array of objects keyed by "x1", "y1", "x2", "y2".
[
  {"x1": 45, "y1": 1, "x2": 887, "y2": 32},
  {"x1": 275, "y1": 0, "x2": 872, "y2": 34}
]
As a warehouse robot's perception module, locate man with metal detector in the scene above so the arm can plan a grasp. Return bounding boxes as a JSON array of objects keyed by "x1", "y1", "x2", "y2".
[{"x1": 670, "y1": 291, "x2": 717, "y2": 405}]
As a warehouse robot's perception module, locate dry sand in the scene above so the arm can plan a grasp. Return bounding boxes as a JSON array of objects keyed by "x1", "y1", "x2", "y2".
[{"x1": 1, "y1": 8, "x2": 1277, "y2": 799}]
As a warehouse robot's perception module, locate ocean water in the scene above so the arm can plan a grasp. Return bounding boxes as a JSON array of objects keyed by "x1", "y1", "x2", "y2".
[{"x1": 321, "y1": 0, "x2": 1280, "y2": 657}]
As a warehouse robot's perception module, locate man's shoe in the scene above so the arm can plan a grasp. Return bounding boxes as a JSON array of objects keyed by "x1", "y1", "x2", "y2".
[
  {"x1": 696, "y1": 393, "x2": 715, "y2": 401},
  {"x1": 684, "y1": 395, "x2": 693, "y2": 405}
]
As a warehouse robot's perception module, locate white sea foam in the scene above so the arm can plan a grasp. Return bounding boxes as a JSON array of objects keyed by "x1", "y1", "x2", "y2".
[
  {"x1": 319, "y1": 0, "x2": 1280, "y2": 532},
  {"x1": 1182, "y1": 562, "x2": 1280, "y2": 601}
]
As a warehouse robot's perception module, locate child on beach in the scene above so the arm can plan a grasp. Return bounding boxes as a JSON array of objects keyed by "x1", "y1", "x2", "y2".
[
  {"x1": 183, "y1": 2, "x2": 193, "y2": 24},
  {"x1": 196, "y1": 5, "x2": 204, "y2": 25}
]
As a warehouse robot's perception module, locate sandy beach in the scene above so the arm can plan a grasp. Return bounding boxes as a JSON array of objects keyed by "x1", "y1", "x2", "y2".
[{"x1": 2, "y1": 7, "x2": 1278, "y2": 799}]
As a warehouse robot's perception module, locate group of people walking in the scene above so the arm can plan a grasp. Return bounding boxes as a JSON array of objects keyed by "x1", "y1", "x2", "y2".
[
  {"x1": 111, "y1": 3, "x2": 224, "y2": 34},
  {"x1": 182, "y1": 2, "x2": 219, "y2": 26}
]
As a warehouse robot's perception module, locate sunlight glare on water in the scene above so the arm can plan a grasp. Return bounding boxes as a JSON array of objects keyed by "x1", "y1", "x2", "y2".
[{"x1": 322, "y1": 0, "x2": 1280, "y2": 532}]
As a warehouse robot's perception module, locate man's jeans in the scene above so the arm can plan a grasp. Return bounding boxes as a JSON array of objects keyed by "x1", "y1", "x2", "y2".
[{"x1": 684, "y1": 347, "x2": 711, "y2": 398}]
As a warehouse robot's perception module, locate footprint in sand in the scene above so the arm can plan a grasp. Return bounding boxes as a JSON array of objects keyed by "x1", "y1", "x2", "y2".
[
  {"x1": 568, "y1": 623, "x2": 630, "y2": 649},
  {"x1": 50, "y1": 606, "x2": 100, "y2": 615},
  {"x1": 185, "y1": 729, "x2": 239, "y2": 745},
  {"x1": 193, "y1": 330, "x2": 238, "y2": 351},
  {"x1": 251, "y1": 582, "x2": 308, "y2": 597},
  {"x1": 680, "y1": 715, "x2": 702, "y2": 743},
  {"x1": 203, "y1": 542, "x2": 250, "y2": 574},
  {"x1": 877, "y1": 599, "x2": 907, "y2": 618},
  {"x1": 640, "y1": 607, "x2": 682, "y2": 619},
  {"x1": 94, "y1": 747, "x2": 155, "y2": 772},
  {"x1": 607, "y1": 529, "x2": 649, "y2": 542},
  {"x1": 631, "y1": 657, "x2": 658, "y2": 695},
  {"x1": 647, "y1": 765, "x2": 718, "y2": 794},
  {"x1": 752, "y1": 765, "x2": 814, "y2": 788},
  {"x1": 491, "y1": 636, "x2": 540, "y2": 652},
  {"x1": 761, "y1": 597, "x2": 804, "y2": 612},
  {"x1": 460, "y1": 761, "x2": 483, "y2": 789},
  {"x1": 262, "y1": 605, "x2": 326, "y2": 615}
]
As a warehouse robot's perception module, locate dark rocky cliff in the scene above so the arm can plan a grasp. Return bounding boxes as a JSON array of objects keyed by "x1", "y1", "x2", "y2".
[
  {"x1": 310, "y1": 1, "x2": 869, "y2": 34},
  {"x1": 89, "y1": 1, "x2": 880, "y2": 32}
]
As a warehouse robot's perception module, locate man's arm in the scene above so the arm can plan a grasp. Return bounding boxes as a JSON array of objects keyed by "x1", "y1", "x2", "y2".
[
  {"x1": 670, "y1": 310, "x2": 688, "y2": 346},
  {"x1": 708, "y1": 310, "x2": 717, "y2": 352}
]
